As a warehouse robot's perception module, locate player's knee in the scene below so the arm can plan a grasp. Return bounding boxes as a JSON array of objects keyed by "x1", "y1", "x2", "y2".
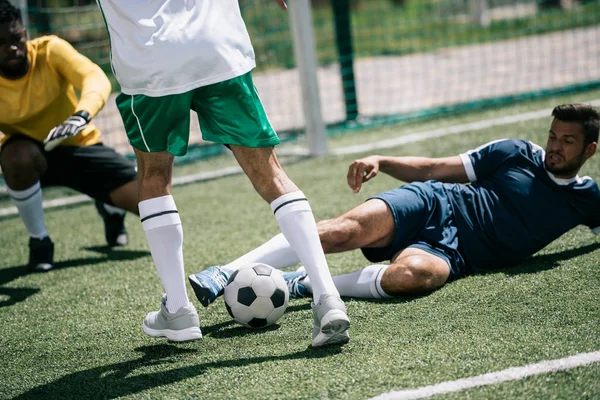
[
  {"x1": 381, "y1": 257, "x2": 443, "y2": 295},
  {"x1": 0, "y1": 140, "x2": 46, "y2": 183}
]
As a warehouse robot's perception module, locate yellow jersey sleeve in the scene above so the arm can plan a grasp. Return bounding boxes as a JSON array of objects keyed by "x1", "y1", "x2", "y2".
[{"x1": 46, "y1": 36, "x2": 111, "y2": 118}]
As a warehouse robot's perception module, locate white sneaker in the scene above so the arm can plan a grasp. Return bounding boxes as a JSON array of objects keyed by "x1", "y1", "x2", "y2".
[
  {"x1": 311, "y1": 294, "x2": 350, "y2": 347},
  {"x1": 142, "y1": 295, "x2": 202, "y2": 342}
]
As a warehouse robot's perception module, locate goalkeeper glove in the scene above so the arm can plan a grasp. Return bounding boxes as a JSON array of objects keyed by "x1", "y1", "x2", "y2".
[{"x1": 44, "y1": 110, "x2": 91, "y2": 151}]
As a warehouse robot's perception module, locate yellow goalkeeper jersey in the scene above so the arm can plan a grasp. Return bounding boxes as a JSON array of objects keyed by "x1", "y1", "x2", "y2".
[{"x1": 0, "y1": 36, "x2": 111, "y2": 148}]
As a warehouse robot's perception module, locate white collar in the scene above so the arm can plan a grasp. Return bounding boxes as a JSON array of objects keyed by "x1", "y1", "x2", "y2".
[{"x1": 545, "y1": 169, "x2": 581, "y2": 185}]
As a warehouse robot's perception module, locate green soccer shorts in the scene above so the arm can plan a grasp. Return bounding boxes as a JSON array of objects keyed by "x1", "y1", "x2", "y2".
[{"x1": 116, "y1": 72, "x2": 280, "y2": 156}]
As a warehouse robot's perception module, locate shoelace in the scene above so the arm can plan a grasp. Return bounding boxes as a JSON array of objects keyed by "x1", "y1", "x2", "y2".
[
  {"x1": 213, "y1": 267, "x2": 230, "y2": 288},
  {"x1": 287, "y1": 275, "x2": 304, "y2": 296}
]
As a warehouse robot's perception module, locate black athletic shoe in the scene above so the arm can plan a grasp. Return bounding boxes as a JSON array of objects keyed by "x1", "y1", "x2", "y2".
[
  {"x1": 28, "y1": 236, "x2": 54, "y2": 272},
  {"x1": 94, "y1": 200, "x2": 128, "y2": 247}
]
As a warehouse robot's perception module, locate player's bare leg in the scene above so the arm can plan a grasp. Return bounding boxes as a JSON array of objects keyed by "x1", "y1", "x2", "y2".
[
  {"x1": 134, "y1": 149, "x2": 201, "y2": 341},
  {"x1": 1, "y1": 138, "x2": 53, "y2": 271},
  {"x1": 230, "y1": 144, "x2": 349, "y2": 347},
  {"x1": 191, "y1": 199, "x2": 396, "y2": 300},
  {"x1": 317, "y1": 199, "x2": 396, "y2": 253},
  {"x1": 109, "y1": 180, "x2": 139, "y2": 214},
  {"x1": 288, "y1": 247, "x2": 450, "y2": 299}
]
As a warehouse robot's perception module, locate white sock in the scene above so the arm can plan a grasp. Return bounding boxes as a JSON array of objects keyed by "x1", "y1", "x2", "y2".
[
  {"x1": 102, "y1": 203, "x2": 126, "y2": 215},
  {"x1": 302, "y1": 264, "x2": 393, "y2": 299},
  {"x1": 8, "y1": 182, "x2": 48, "y2": 239},
  {"x1": 271, "y1": 191, "x2": 339, "y2": 301},
  {"x1": 224, "y1": 233, "x2": 300, "y2": 271},
  {"x1": 139, "y1": 195, "x2": 190, "y2": 313}
]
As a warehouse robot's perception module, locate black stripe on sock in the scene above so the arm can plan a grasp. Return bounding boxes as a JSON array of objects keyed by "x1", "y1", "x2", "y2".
[
  {"x1": 273, "y1": 198, "x2": 308, "y2": 215},
  {"x1": 140, "y1": 209, "x2": 179, "y2": 223},
  {"x1": 10, "y1": 186, "x2": 42, "y2": 202}
]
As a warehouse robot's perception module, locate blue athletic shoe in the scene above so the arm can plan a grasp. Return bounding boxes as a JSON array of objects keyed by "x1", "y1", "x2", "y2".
[
  {"x1": 188, "y1": 266, "x2": 232, "y2": 307},
  {"x1": 283, "y1": 269, "x2": 309, "y2": 298}
]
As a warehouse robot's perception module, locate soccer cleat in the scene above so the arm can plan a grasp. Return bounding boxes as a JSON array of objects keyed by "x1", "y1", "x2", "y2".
[
  {"x1": 283, "y1": 270, "x2": 309, "y2": 298},
  {"x1": 188, "y1": 266, "x2": 232, "y2": 307},
  {"x1": 94, "y1": 200, "x2": 128, "y2": 247},
  {"x1": 311, "y1": 294, "x2": 350, "y2": 347},
  {"x1": 142, "y1": 295, "x2": 202, "y2": 342},
  {"x1": 28, "y1": 236, "x2": 54, "y2": 272}
]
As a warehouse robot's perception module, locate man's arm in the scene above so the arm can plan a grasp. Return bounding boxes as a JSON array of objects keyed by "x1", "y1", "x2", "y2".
[
  {"x1": 274, "y1": 0, "x2": 287, "y2": 10},
  {"x1": 347, "y1": 155, "x2": 468, "y2": 193},
  {"x1": 46, "y1": 36, "x2": 111, "y2": 118}
]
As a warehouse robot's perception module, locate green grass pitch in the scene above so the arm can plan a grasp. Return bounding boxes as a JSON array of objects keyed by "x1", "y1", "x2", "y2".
[{"x1": 1, "y1": 92, "x2": 599, "y2": 399}]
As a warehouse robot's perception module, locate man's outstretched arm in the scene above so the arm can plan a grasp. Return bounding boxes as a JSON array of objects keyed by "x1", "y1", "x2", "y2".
[{"x1": 347, "y1": 155, "x2": 469, "y2": 193}]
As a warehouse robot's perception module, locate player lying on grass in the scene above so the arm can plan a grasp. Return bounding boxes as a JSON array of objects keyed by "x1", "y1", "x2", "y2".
[
  {"x1": 0, "y1": 1, "x2": 138, "y2": 272},
  {"x1": 190, "y1": 103, "x2": 600, "y2": 300}
]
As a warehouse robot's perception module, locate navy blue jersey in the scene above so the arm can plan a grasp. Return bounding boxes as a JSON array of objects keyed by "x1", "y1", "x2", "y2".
[{"x1": 443, "y1": 139, "x2": 600, "y2": 272}]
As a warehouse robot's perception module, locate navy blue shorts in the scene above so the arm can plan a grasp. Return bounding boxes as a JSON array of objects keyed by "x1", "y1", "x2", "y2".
[{"x1": 361, "y1": 182, "x2": 468, "y2": 281}]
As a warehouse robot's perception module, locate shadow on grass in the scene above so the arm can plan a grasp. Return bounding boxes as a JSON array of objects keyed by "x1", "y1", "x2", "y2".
[
  {"x1": 200, "y1": 303, "x2": 313, "y2": 339},
  {"x1": 0, "y1": 247, "x2": 149, "y2": 308},
  {"x1": 13, "y1": 343, "x2": 342, "y2": 400},
  {"x1": 0, "y1": 286, "x2": 40, "y2": 308},
  {"x1": 481, "y1": 242, "x2": 600, "y2": 277}
]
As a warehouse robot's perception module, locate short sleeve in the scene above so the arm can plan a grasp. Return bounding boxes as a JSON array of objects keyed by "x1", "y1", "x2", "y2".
[{"x1": 459, "y1": 139, "x2": 524, "y2": 182}]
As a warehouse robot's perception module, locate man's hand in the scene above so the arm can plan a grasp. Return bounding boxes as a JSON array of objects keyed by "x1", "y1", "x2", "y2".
[
  {"x1": 274, "y1": 0, "x2": 287, "y2": 10},
  {"x1": 347, "y1": 155, "x2": 381, "y2": 193},
  {"x1": 44, "y1": 110, "x2": 91, "y2": 151}
]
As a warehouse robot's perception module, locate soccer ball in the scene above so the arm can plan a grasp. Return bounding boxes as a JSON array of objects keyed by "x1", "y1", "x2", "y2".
[{"x1": 224, "y1": 263, "x2": 289, "y2": 329}]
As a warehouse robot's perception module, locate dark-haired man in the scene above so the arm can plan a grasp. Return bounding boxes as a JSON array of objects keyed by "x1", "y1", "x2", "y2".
[
  {"x1": 190, "y1": 104, "x2": 600, "y2": 299},
  {"x1": 0, "y1": 0, "x2": 139, "y2": 272}
]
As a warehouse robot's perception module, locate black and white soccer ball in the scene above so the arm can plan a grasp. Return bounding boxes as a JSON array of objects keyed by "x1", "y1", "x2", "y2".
[{"x1": 224, "y1": 263, "x2": 289, "y2": 329}]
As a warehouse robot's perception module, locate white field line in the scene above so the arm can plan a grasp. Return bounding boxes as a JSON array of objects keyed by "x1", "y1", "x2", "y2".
[
  {"x1": 371, "y1": 350, "x2": 600, "y2": 400},
  {"x1": 2, "y1": 100, "x2": 599, "y2": 217}
]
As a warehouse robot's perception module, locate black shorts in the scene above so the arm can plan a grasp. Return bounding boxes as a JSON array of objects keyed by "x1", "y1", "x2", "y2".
[{"x1": 1, "y1": 135, "x2": 137, "y2": 205}]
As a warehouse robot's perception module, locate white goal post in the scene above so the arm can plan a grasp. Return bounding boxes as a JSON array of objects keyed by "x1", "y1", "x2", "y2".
[{"x1": 288, "y1": 0, "x2": 328, "y2": 156}]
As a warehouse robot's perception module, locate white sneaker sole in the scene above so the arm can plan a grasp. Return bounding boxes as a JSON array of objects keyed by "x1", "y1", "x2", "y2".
[
  {"x1": 312, "y1": 309, "x2": 350, "y2": 347},
  {"x1": 142, "y1": 324, "x2": 203, "y2": 342}
]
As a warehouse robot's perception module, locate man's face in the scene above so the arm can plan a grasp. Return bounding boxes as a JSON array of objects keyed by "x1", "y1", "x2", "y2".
[
  {"x1": 544, "y1": 119, "x2": 595, "y2": 178},
  {"x1": 0, "y1": 20, "x2": 28, "y2": 79}
]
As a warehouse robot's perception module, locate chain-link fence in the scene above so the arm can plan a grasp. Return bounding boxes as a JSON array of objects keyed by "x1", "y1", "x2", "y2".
[{"x1": 11, "y1": 0, "x2": 600, "y2": 158}]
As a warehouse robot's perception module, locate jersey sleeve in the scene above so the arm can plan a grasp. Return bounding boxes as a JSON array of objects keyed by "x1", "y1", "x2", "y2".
[
  {"x1": 46, "y1": 36, "x2": 111, "y2": 118},
  {"x1": 459, "y1": 139, "x2": 524, "y2": 182}
]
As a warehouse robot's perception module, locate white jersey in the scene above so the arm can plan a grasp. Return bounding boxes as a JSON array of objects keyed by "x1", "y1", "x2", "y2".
[{"x1": 97, "y1": 0, "x2": 256, "y2": 96}]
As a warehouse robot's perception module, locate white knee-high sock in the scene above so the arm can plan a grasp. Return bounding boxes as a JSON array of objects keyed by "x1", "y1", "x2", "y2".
[
  {"x1": 271, "y1": 191, "x2": 339, "y2": 301},
  {"x1": 224, "y1": 233, "x2": 300, "y2": 271},
  {"x1": 139, "y1": 195, "x2": 190, "y2": 313},
  {"x1": 8, "y1": 182, "x2": 48, "y2": 239},
  {"x1": 302, "y1": 264, "x2": 393, "y2": 299}
]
